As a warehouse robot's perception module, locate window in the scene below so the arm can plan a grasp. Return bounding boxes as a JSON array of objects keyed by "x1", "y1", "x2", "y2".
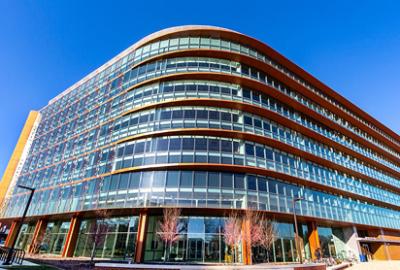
[
  {"x1": 208, "y1": 139, "x2": 220, "y2": 152},
  {"x1": 247, "y1": 176, "x2": 257, "y2": 190},
  {"x1": 221, "y1": 140, "x2": 232, "y2": 153},
  {"x1": 169, "y1": 138, "x2": 181, "y2": 151},
  {"x1": 166, "y1": 171, "x2": 179, "y2": 187},
  {"x1": 182, "y1": 138, "x2": 194, "y2": 150},
  {"x1": 180, "y1": 171, "x2": 193, "y2": 188},
  {"x1": 134, "y1": 142, "x2": 145, "y2": 154},
  {"x1": 118, "y1": 174, "x2": 130, "y2": 189},
  {"x1": 256, "y1": 146, "x2": 265, "y2": 158},
  {"x1": 195, "y1": 138, "x2": 207, "y2": 151},
  {"x1": 194, "y1": 172, "x2": 207, "y2": 187},
  {"x1": 244, "y1": 116, "x2": 252, "y2": 126},
  {"x1": 221, "y1": 173, "x2": 233, "y2": 188},
  {"x1": 129, "y1": 173, "x2": 140, "y2": 188},
  {"x1": 208, "y1": 173, "x2": 220, "y2": 188},
  {"x1": 234, "y1": 174, "x2": 245, "y2": 189},
  {"x1": 245, "y1": 144, "x2": 254, "y2": 156},
  {"x1": 156, "y1": 139, "x2": 169, "y2": 151},
  {"x1": 258, "y1": 177, "x2": 267, "y2": 192}
]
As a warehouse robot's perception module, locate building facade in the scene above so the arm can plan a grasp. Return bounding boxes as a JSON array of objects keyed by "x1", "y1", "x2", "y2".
[{"x1": 1, "y1": 25, "x2": 400, "y2": 263}]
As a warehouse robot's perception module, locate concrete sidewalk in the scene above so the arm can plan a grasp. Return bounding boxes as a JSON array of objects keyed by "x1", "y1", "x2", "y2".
[
  {"x1": 346, "y1": 261, "x2": 400, "y2": 270},
  {"x1": 95, "y1": 262, "x2": 326, "y2": 270}
]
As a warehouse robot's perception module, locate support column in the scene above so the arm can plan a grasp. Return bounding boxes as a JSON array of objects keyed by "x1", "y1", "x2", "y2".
[
  {"x1": 4, "y1": 221, "x2": 19, "y2": 247},
  {"x1": 380, "y1": 229, "x2": 391, "y2": 261},
  {"x1": 241, "y1": 218, "x2": 251, "y2": 265},
  {"x1": 62, "y1": 216, "x2": 80, "y2": 257},
  {"x1": 308, "y1": 221, "x2": 320, "y2": 260},
  {"x1": 28, "y1": 219, "x2": 48, "y2": 253},
  {"x1": 134, "y1": 210, "x2": 148, "y2": 263}
]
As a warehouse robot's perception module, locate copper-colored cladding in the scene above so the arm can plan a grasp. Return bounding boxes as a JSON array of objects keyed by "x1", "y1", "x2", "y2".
[
  {"x1": 134, "y1": 25, "x2": 400, "y2": 144},
  {"x1": 134, "y1": 210, "x2": 148, "y2": 263},
  {"x1": 28, "y1": 219, "x2": 48, "y2": 253},
  {"x1": 61, "y1": 216, "x2": 80, "y2": 257},
  {"x1": 4, "y1": 221, "x2": 18, "y2": 248},
  {"x1": 308, "y1": 222, "x2": 321, "y2": 260}
]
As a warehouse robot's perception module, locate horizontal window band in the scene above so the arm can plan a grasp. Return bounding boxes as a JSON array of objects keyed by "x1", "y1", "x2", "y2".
[
  {"x1": 134, "y1": 26, "x2": 400, "y2": 144},
  {"x1": 124, "y1": 71, "x2": 400, "y2": 163},
  {"x1": 112, "y1": 163, "x2": 400, "y2": 212},
  {"x1": 0, "y1": 201, "x2": 385, "y2": 233},
  {"x1": 115, "y1": 128, "x2": 400, "y2": 196},
  {"x1": 131, "y1": 48, "x2": 400, "y2": 152}
]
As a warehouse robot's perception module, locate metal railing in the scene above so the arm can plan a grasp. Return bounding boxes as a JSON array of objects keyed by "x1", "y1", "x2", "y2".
[{"x1": 0, "y1": 246, "x2": 25, "y2": 265}]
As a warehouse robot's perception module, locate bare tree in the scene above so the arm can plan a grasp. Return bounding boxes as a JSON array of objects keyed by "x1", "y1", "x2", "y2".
[
  {"x1": 243, "y1": 210, "x2": 276, "y2": 263},
  {"x1": 90, "y1": 209, "x2": 110, "y2": 263},
  {"x1": 223, "y1": 211, "x2": 242, "y2": 263},
  {"x1": 30, "y1": 229, "x2": 51, "y2": 255},
  {"x1": 258, "y1": 216, "x2": 276, "y2": 262},
  {"x1": 157, "y1": 208, "x2": 181, "y2": 262}
]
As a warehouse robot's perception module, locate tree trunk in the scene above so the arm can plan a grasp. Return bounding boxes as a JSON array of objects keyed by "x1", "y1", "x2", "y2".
[
  {"x1": 164, "y1": 240, "x2": 167, "y2": 262},
  {"x1": 90, "y1": 222, "x2": 101, "y2": 263}
]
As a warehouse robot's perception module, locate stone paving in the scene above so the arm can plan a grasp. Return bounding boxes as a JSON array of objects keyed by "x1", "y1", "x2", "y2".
[{"x1": 346, "y1": 261, "x2": 400, "y2": 270}]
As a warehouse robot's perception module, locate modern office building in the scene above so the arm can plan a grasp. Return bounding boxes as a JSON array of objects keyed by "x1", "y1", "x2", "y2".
[{"x1": 1, "y1": 25, "x2": 400, "y2": 264}]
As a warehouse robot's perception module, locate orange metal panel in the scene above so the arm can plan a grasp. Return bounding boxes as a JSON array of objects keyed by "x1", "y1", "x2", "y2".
[
  {"x1": 308, "y1": 222, "x2": 320, "y2": 260},
  {"x1": 241, "y1": 218, "x2": 251, "y2": 265},
  {"x1": 62, "y1": 216, "x2": 80, "y2": 257},
  {"x1": 4, "y1": 221, "x2": 18, "y2": 247},
  {"x1": 28, "y1": 219, "x2": 48, "y2": 253},
  {"x1": 134, "y1": 210, "x2": 148, "y2": 263}
]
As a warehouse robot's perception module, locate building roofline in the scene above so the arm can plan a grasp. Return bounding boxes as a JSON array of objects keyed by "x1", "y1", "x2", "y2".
[{"x1": 44, "y1": 25, "x2": 399, "y2": 142}]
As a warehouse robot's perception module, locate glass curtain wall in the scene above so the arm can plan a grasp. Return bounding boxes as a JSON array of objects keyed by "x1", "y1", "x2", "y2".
[
  {"x1": 74, "y1": 216, "x2": 138, "y2": 259},
  {"x1": 144, "y1": 216, "x2": 300, "y2": 264},
  {"x1": 144, "y1": 216, "x2": 231, "y2": 263},
  {"x1": 39, "y1": 221, "x2": 71, "y2": 255},
  {"x1": 15, "y1": 223, "x2": 36, "y2": 251}
]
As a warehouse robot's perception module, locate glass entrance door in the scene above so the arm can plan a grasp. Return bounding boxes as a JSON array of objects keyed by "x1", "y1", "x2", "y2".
[{"x1": 188, "y1": 238, "x2": 204, "y2": 261}]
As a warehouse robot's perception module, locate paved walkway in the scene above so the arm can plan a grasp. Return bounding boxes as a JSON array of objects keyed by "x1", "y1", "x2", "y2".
[
  {"x1": 95, "y1": 262, "x2": 325, "y2": 270},
  {"x1": 346, "y1": 261, "x2": 400, "y2": 270},
  {"x1": 0, "y1": 259, "x2": 39, "y2": 269}
]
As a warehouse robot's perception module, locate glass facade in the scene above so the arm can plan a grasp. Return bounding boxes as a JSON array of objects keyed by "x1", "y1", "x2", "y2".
[
  {"x1": 40, "y1": 221, "x2": 71, "y2": 255},
  {"x1": 74, "y1": 216, "x2": 138, "y2": 259},
  {"x1": 3, "y1": 26, "x2": 400, "y2": 263},
  {"x1": 15, "y1": 223, "x2": 36, "y2": 251}
]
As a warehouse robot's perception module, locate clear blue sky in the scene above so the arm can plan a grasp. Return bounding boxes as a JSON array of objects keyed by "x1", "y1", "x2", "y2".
[{"x1": 1, "y1": 0, "x2": 399, "y2": 176}]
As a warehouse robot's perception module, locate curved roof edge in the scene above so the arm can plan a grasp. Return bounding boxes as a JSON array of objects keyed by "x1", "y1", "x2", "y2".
[
  {"x1": 46, "y1": 25, "x2": 237, "y2": 106},
  {"x1": 43, "y1": 25, "x2": 399, "y2": 142}
]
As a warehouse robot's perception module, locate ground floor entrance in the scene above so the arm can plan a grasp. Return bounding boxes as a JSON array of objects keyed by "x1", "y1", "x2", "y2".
[{"x1": 5, "y1": 210, "x2": 390, "y2": 264}]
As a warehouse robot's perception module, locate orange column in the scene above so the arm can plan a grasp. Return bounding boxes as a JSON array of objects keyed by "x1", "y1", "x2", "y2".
[
  {"x1": 134, "y1": 210, "x2": 148, "y2": 263},
  {"x1": 4, "y1": 221, "x2": 19, "y2": 247},
  {"x1": 28, "y1": 219, "x2": 48, "y2": 253},
  {"x1": 308, "y1": 222, "x2": 320, "y2": 260},
  {"x1": 241, "y1": 218, "x2": 252, "y2": 265},
  {"x1": 62, "y1": 216, "x2": 80, "y2": 257}
]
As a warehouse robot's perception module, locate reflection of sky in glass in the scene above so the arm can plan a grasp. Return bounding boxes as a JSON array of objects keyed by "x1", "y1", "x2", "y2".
[
  {"x1": 187, "y1": 217, "x2": 205, "y2": 239},
  {"x1": 275, "y1": 222, "x2": 294, "y2": 238}
]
